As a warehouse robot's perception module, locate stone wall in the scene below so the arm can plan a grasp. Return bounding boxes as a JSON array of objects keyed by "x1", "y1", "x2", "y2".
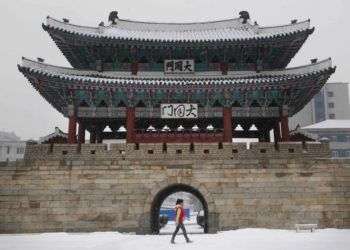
[{"x1": 0, "y1": 142, "x2": 349, "y2": 234}]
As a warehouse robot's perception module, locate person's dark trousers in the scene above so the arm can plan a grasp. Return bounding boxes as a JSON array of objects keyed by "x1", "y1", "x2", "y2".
[{"x1": 171, "y1": 223, "x2": 190, "y2": 242}]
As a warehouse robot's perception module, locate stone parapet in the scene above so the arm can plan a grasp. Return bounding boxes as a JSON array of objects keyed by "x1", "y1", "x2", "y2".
[{"x1": 24, "y1": 142, "x2": 331, "y2": 161}]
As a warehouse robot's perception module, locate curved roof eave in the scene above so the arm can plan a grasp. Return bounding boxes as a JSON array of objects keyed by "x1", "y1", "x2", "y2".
[{"x1": 43, "y1": 16, "x2": 313, "y2": 43}]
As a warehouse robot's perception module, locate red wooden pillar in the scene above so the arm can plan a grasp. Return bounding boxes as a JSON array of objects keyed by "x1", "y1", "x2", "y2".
[
  {"x1": 223, "y1": 107, "x2": 233, "y2": 142},
  {"x1": 89, "y1": 123, "x2": 96, "y2": 144},
  {"x1": 273, "y1": 120, "x2": 281, "y2": 142},
  {"x1": 96, "y1": 129, "x2": 103, "y2": 143},
  {"x1": 131, "y1": 62, "x2": 138, "y2": 75},
  {"x1": 281, "y1": 116, "x2": 290, "y2": 141},
  {"x1": 90, "y1": 131, "x2": 96, "y2": 143},
  {"x1": 220, "y1": 62, "x2": 228, "y2": 75},
  {"x1": 68, "y1": 116, "x2": 77, "y2": 144},
  {"x1": 126, "y1": 107, "x2": 136, "y2": 143},
  {"x1": 78, "y1": 122, "x2": 85, "y2": 144}
]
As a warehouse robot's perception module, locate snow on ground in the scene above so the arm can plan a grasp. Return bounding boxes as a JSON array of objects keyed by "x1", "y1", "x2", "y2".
[
  {"x1": 160, "y1": 222, "x2": 204, "y2": 234},
  {"x1": 160, "y1": 215, "x2": 204, "y2": 234},
  {"x1": 0, "y1": 229, "x2": 349, "y2": 250}
]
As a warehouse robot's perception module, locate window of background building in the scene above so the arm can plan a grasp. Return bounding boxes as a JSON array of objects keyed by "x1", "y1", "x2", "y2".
[
  {"x1": 17, "y1": 147, "x2": 24, "y2": 154},
  {"x1": 328, "y1": 102, "x2": 335, "y2": 108},
  {"x1": 7, "y1": 146, "x2": 10, "y2": 154},
  {"x1": 314, "y1": 89, "x2": 326, "y2": 123},
  {"x1": 337, "y1": 135, "x2": 347, "y2": 142},
  {"x1": 332, "y1": 151, "x2": 339, "y2": 158},
  {"x1": 346, "y1": 151, "x2": 350, "y2": 158},
  {"x1": 329, "y1": 114, "x2": 336, "y2": 119},
  {"x1": 327, "y1": 91, "x2": 334, "y2": 97}
]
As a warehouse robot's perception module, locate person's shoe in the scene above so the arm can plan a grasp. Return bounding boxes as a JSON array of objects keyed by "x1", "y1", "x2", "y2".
[
  {"x1": 170, "y1": 240, "x2": 175, "y2": 244},
  {"x1": 186, "y1": 239, "x2": 193, "y2": 243}
]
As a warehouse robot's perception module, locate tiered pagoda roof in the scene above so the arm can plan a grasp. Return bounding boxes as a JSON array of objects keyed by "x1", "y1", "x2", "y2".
[{"x1": 18, "y1": 12, "x2": 336, "y2": 144}]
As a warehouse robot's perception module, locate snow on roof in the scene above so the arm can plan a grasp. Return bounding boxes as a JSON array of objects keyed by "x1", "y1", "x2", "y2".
[
  {"x1": 19, "y1": 57, "x2": 334, "y2": 85},
  {"x1": 45, "y1": 16, "x2": 312, "y2": 42},
  {"x1": 0, "y1": 131, "x2": 21, "y2": 142},
  {"x1": 302, "y1": 120, "x2": 350, "y2": 130},
  {"x1": 289, "y1": 129, "x2": 318, "y2": 140},
  {"x1": 39, "y1": 127, "x2": 67, "y2": 143}
]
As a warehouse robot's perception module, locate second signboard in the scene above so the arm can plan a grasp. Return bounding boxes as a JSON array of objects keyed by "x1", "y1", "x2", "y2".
[{"x1": 161, "y1": 104, "x2": 198, "y2": 119}]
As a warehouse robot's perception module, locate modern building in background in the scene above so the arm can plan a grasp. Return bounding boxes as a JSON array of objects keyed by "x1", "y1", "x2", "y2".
[
  {"x1": 0, "y1": 131, "x2": 26, "y2": 162},
  {"x1": 301, "y1": 120, "x2": 350, "y2": 158},
  {"x1": 290, "y1": 82, "x2": 350, "y2": 130}
]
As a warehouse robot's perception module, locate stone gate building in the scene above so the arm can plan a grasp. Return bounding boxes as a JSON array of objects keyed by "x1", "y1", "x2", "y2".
[{"x1": 1, "y1": 11, "x2": 349, "y2": 234}]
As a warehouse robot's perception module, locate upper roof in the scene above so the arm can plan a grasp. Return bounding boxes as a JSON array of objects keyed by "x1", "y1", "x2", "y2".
[
  {"x1": 44, "y1": 16, "x2": 313, "y2": 42},
  {"x1": 302, "y1": 120, "x2": 350, "y2": 130}
]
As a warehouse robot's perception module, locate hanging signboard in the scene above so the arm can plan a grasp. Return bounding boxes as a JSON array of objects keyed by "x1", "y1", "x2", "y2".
[
  {"x1": 164, "y1": 59, "x2": 195, "y2": 74},
  {"x1": 161, "y1": 103, "x2": 198, "y2": 119}
]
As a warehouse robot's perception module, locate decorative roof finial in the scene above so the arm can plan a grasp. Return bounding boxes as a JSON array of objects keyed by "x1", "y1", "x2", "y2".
[
  {"x1": 99, "y1": 21, "x2": 105, "y2": 27},
  {"x1": 291, "y1": 19, "x2": 298, "y2": 24},
  {"x1": 311, "y1": 58, "x2": 318, "y2": 64},
  {"x1": 37, "y1": 57, "x2": 45, "y2": 63},
  {"x1": 239, "y1": 11, "x2": 250, "y2": 24},
  {"x1": 62, "y1": 18, "x2": 69, "y2": 23},
  {"x1": 108, "y1": 11, "x2": 119, "y2": 25}
]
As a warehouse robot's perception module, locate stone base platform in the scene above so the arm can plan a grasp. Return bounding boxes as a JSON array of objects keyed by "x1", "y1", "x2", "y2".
[{"x1": 0, "y1": 142, "x2": 349, "y2": 234}]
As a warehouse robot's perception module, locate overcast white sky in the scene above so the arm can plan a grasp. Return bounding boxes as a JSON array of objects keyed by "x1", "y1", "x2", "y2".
[{"x1": 0, "y1": 0, "x2": 349, "y2": 140}]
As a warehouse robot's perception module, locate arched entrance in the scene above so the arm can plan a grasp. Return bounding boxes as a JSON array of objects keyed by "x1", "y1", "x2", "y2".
[{"x1": 150, "y1": 183, "x2": 209, "y2": 234}]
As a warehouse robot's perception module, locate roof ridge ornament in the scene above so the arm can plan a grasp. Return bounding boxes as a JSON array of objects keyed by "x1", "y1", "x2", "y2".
[
  {"x1": 108, "y1": 11, "x2": 119, "y2": 25},
  {"x1": 239, "y1": 11, "x2": 250, "y2": 24}
]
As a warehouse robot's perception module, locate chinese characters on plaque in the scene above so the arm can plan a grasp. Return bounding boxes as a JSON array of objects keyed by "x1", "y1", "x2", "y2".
[
  {"x1": 164, "y1": 59, "x2": 195, "y2": 74},
  {"x1": 161, "y1": 104, "x2": 198, "y2": 119}
]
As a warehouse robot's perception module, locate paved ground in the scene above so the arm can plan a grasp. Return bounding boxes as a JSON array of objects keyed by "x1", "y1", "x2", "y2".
[{"x1": 1, "y1": 229, "x2": 349, "y2": 250}]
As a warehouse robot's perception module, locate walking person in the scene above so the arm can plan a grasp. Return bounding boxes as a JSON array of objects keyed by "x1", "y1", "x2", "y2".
[{"x1": 171, "y1": 199, "x2": 192, "y2": 244}]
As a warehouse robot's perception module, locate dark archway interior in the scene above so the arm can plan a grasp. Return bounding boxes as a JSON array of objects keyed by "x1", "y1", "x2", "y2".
[{"x1": 150, "y1": 184, "x2": 209, "y2": 234}]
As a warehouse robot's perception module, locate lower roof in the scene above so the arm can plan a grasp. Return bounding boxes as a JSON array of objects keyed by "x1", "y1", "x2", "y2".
[
  {"x1": 18, "y1": 58, "x2": 336, "y2": 118},
  {"x1": 20, "y1": 57, "x2": 334, "y2": 84}
]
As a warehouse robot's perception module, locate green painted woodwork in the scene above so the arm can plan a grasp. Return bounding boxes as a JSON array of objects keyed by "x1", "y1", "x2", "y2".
[
  {"x1": 171, "y1": 90, "x2": 185, "y2": 103},
  {"x1": 75, "y1": 90, "x2": 90, "y2": 106},
  {"x1": 94, "y1": 90, "x2": 109, "y2": 107},
  {"x1": 192, "y1": 90, "x2": 207, "y2": 107},
  {"x1": 134, "y1": 90, "x2": 148, "y2": 106},
  {"x1": 67, "y1": 44, "x2": 299, "y2": 71},
  {"x1": 209, "y1": 91, "x2": 225, "y2": 107},
  {"x1": 70, "y1": 88, "x2": 291, "y2": 109},
  {"x1": 113, "y1": 89, "x2": 128, "y2": 106}
]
